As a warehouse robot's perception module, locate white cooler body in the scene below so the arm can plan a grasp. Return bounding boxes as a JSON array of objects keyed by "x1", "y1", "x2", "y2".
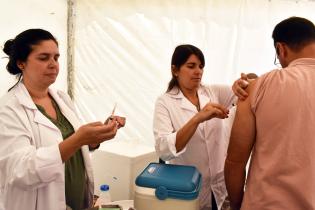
[
  {"x1": 134, "y1": 186, "x2": 199, "y2": 210},
  {"x1": 91, "y1": 141, "x2": 158, "y2": 201}
]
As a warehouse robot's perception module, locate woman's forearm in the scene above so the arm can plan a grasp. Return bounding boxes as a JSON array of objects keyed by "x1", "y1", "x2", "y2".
[
  {"x1": 175, "y1": 114, "x2": 200, "y2": 152},
  {"x1": 58, "y1": 134, "x2": 82, "y2": 162}
]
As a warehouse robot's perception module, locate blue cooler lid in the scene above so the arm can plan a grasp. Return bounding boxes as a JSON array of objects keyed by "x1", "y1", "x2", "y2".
[{"x1": 135, "y1": 163, "x2": 202, "y2": 200}]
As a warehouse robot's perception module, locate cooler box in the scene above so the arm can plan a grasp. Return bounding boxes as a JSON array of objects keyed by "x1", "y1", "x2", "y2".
[{"x1": 134, "y1": 163, "x2": 201, "y2": 210}]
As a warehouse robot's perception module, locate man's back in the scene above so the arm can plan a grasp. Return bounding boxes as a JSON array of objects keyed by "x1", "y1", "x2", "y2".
[{"x1": 242, "y1": 58, "x2": 315, "y2": 210}]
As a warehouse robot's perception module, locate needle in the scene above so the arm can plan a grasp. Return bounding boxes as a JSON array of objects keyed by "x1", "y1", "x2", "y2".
[{"x1": 109, "y1": 103, "x2": 117, "y2": 120}]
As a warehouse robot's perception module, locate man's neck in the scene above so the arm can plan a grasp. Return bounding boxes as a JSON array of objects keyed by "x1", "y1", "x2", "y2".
[{"x1": 292, "y1": 43, "x2": 315, "y2": 61}]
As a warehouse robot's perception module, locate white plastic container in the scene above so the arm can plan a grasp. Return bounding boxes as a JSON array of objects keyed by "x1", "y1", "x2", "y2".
[
  {"x1": 95, "y1": 184, "x2": 111, "y2": 207},
  {"x1": 91, "y1": 140, "x2": 158, "y2": 200}
]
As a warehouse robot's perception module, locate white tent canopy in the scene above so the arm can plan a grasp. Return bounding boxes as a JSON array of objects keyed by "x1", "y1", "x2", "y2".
[
  {"x1": 1, "y1": 0, "x2": 315, "y2": 145},
  {"x1": 0, "y1": 0, "x2": 68, "y2": 93}
]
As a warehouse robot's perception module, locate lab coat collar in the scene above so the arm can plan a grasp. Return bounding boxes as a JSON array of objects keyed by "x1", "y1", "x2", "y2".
[
  {"x1": 167, "y1": 86, "x2": 209, "y2": 112},
  {"x1": 15, "y1": 81, "x2": 80, "y2": 133},
  {"x1": 14, "y1": 81, "x2": 37, "y2": 110},
  {"x1": 14, "y1": 81, "x2": 59, "y2": 130}
]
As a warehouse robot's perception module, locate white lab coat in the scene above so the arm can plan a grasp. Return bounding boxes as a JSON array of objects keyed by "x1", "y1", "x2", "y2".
[
  {"x1": 0, "y1": 82, "x2": 94, "y2": 210},
  {"x1": 153, "y1": 85, "x2": 235, "y2": 210}
]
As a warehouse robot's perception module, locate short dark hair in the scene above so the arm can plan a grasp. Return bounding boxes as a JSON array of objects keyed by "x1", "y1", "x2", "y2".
[
  {"x1": 272, "y1": 16, "x2": 315, "y2": 51},
  {"x1": 3, "y1": 29, "x2": 58, "y2": 76},
  {"x1": 167, "y1": 44, "x2": 205, "y2": 92}
]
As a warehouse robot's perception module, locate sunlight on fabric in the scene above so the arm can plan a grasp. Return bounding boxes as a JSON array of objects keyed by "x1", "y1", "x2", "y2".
[{"x1": 74, "y1": 0, "x2": 315, "y2": 145}]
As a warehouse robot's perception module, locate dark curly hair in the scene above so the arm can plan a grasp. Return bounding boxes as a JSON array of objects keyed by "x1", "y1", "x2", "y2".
[{"x1": 3, "y1": 29, "x2": 58, "y2": 91}]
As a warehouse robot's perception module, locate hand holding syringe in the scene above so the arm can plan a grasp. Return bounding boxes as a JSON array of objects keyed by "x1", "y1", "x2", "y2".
[{"x1": 104, "y1": 103, "x2": 126, "y2": 129}]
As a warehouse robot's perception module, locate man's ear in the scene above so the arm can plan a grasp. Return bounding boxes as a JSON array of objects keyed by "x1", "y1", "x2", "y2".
[
  {"x1": 275, "y1": 42, "x2": 282, "y2": 56},
  {"x1": 276, "y1": 42, "x2": 288, "y2": 58},
  {"x1": 276, "y1": 45, "x2": 280, "y2": 56}
]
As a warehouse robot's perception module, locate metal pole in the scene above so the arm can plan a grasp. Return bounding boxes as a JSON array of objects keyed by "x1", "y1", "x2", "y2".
[{"x1": 67, "y1": 0, "x2": 75, "y2": 99}]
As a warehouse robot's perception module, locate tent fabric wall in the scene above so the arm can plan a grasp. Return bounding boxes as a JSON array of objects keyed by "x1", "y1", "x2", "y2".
[
  {"x1": 1, "y1": 0, "x2": 315, "y2": 146},
  {"x1": 0, "y1": 0, "x2": 68, "y2": 96},
  {"x1": 73, "y1": 0, "x2": 315, "y2": 145}
]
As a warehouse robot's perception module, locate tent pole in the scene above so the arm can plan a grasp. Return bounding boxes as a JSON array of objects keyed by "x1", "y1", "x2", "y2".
[{"x1": 67, "y1": 0, "x2": 75, "y2": 99}]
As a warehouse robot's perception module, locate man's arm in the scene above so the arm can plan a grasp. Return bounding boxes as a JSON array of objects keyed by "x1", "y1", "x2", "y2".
[{"x1": 224, "y1": 81, "x2": 257, "y2": 210}]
